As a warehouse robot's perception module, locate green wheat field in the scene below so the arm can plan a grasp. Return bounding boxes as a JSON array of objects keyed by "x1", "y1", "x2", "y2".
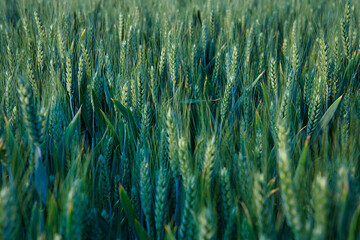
[{"x1": 0, "y1": 0, "x2": 359, "y2": 239}]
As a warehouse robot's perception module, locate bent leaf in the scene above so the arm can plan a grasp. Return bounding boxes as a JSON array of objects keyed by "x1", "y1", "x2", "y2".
[{"x1": 119, "y1": 185, "x2": 151, "y2": 240}]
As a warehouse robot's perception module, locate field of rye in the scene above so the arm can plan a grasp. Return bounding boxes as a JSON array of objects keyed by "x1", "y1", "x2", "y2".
[{"x1": 0, "y1": 0, "x2": 359, "y2": 239}]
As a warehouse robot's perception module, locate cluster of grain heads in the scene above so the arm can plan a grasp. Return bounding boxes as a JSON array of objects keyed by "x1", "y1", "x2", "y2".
[
  {"x1": 311, "y1": 175, "x2": 329, "y2": 240},
  {"x1": 307, "y1": 77, "x2": 322, "y2": 136},
  {"x1": 253, "y1": 172, "x2": 273, "y2": 239},
  {"x1": 49, "y1": 100, "x2": 66, "y2": 145},
  {"x1": 34, "y1": 10, "x2": 46, "y2": 44},
  {"x1": 198, "y1": 207, "x2": 216, "y2": 240},
  {"x1": 178, "y1": 137, "x2": 191, "y2": 181},
  {"x1": 269, "y1": 57, "x2": 278, "y2": 102},
  {"x1": 155, "y1": 165, "x2": 169, "y2": 239},
  {"x1": 139, "y1": 103, "x2": 151, "y2": 148},
  {"x1": 168, "y1": 44, "x2": 177, "y2": 92},
  {"x1": 277, "y1": 73, "x2": 293, "y2": 125},
  {"x1": 65, "y1": 54, "x2": 73, "y2": 98},
  {"x1": 277, "y1": 120, "x2": 306, "y2": 240},
  {"x1": 219, "y1": 167, "x2": 235, "y2": 238},
  {"x1": 179, "y1": 175, "x2": 197, "y2": 240},
  {"x1": 166, "y1": 107, "x2": 180, "y2": 180},
  {"x1": 18, "y1": 77, "x2": 43, "y2": 146},
  {"x1": 220, "y1": 51, "x2": 236, "y2": 124},
  {"x1": 341, "y1": 0, "x2": 351, "y2": 61},
  {"x1": 203, "y1": 136, "x2": 215, "y2": 194},
  {"x1": 27, "y1": 59, "x2": 39, "y2": 97},
  {"x1": 0, "y1": 0, "x2": 359, "y2": 239},
  {"x1": 140, "y1": 149, "x2": 154, "y2": 237},
  {"x1": 4, "y1": 72, "x2": 18, "y2": 126}
]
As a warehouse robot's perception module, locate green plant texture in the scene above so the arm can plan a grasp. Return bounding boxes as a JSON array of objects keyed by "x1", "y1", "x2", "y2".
[{"x1": 0, "y1": 0, "x2": 359, "y2": 239}]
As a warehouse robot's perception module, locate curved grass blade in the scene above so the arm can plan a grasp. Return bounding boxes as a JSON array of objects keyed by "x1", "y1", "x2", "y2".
[
  {"x1": 119, "y1": 185, "x2": 151, "y2": 240},
  {"x1": 112, "y1": 98, "x2": 139, "y2": 142},
  {"x1": 100, "y1": 109, "x2": 122, "y2": 145}
]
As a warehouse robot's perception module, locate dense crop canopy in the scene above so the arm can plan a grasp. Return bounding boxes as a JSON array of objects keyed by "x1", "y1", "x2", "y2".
[{"x1": 0, "y1": 0, "x2": 359, "y2": 239}]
